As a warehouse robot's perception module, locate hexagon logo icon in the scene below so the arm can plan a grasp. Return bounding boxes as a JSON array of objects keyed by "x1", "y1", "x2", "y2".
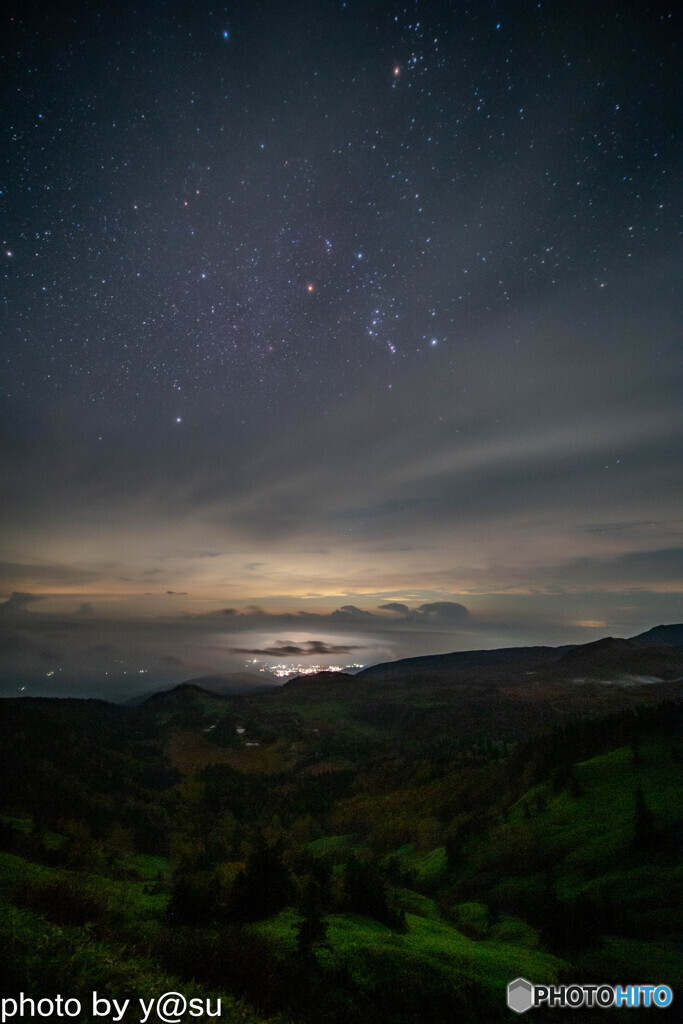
[{"x1": 507, "y1": 978, "x2": 534, "y2": 1013}]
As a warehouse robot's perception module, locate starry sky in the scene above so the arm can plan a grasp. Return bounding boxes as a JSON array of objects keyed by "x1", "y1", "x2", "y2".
[{"x1": 1, "y1": 0, "x2": 681, "y2": 696}]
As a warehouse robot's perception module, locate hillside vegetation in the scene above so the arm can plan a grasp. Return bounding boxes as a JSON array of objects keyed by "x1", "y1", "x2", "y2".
[{"x1": 0, "y1": 635, "x2": 681, "y2": 1022}]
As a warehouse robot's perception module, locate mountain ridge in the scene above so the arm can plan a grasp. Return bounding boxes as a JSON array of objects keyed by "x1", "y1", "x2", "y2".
[
  {"x1": 123, "y1": 625, "x2": 683, "y2": 705},
  {"x1": 285, "y1": 626, "x2": 683, "y2": 690}
]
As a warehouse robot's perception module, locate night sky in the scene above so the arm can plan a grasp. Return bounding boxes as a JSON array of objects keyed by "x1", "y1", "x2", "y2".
[{"x1": 1, "y1": 1, "x2": 681, "y2": 696}]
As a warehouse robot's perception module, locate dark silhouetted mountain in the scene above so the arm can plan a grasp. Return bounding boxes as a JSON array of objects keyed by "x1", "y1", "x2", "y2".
[
  {"x1": 174, "y1": 673, "x2": 275, "y2": 695},
  {"x1": 556, "y1": 636, "x2": 683, "y2": 678},
  {"x1": 281, "y1": 671, "x2": 356, "y2": 689},
  {"x1": 316, "y1": 630, "x2": 683, "y2": 688},
  {"x1": 134, "y1": 682, "x2": 222, "y2": 707},
  {"x1": 355, "y1": 645, "x2": 572, "y2": 684},
  {"x1": 631, "y1": 623, "x2": 683, "y2": 648},
  {"x1": 128, "y1": 674, "x2": 273, "y2": 705}
]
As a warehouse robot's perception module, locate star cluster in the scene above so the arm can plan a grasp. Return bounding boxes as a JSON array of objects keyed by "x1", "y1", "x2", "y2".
[{"x1": 3, "y1": 2, "x2": 677, "y2": 407}]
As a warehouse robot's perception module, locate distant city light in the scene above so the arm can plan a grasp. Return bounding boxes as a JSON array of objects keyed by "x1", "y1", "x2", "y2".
[{"x1": 247, "y1": 660, "x2": 364, "y2": 679}]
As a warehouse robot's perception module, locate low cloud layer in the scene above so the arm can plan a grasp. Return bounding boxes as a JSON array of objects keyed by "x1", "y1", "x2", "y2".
[
  {"x1": 230, "y1": 640, "x2": 364, "y2": 657},
  {"x1": 378, "y1": 601, "x2": 469, "y2": 622}
]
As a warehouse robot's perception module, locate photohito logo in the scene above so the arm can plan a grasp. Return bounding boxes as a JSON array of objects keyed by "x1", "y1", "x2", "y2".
[{"x1": 507, "y1": 978, "x2": 673, "y2": 1012}]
